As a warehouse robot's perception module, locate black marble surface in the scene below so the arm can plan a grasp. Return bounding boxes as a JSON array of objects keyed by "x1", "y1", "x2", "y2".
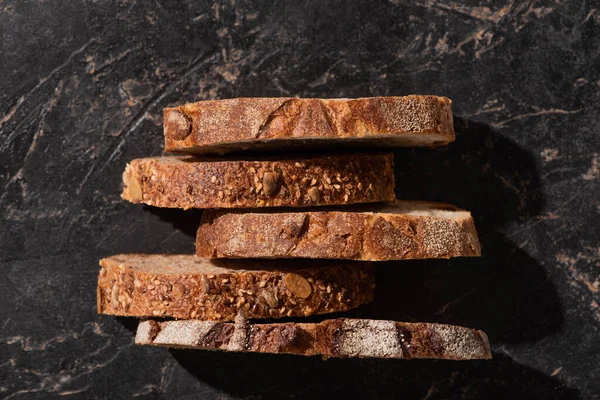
[{"x1": 1, "y1": 1, "x2": 599, "y2": 398}]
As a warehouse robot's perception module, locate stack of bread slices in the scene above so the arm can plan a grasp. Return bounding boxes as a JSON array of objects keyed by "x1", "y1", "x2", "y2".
[{"x1": 98, "y1": 96, "x2": 491, "y2": 360}]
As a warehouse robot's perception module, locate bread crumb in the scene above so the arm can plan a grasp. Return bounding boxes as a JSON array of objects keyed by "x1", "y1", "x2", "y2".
[{"x1": 339, "y1": 319, "x2": 402, "y2": 358}]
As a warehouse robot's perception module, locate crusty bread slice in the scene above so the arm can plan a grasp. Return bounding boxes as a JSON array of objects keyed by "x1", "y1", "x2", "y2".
[
  {"x1": 164, "y1": 96, "x2": 454, "y2": 154},
  {"x1": 136, "y1": 317, "x2": 491, "y2": 360},
  {"x1": 196, "y1": 200, "x2": 480, "y2": 261},
  {"x1": 97, "y1": 254, "x2": 374, "y2": 321},
  {"x1": 121, "y1": 154, "x2": 395, "y2": 209}
]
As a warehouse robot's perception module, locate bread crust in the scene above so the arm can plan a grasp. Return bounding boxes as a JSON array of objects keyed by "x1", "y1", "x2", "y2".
[
  {"x1": 197, "y1": 201, "x2": 481, "y2": 260},
  {"x1": 164, "y1": 96, "x2": 455, "y2": 154},
  {"x1": 136, "y1": 318, "x2": 491, "y2": 360},
  {"x1": 97, "y1": 254, "x2": 374, "y2": 321},
  {"x1": 121, "y1": 154, "x2": 395, "y2": 209}
]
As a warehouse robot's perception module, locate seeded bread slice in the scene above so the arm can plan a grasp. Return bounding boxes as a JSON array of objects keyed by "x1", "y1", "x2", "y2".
[
  {"x1": 164, "y1": 96, "x2": 454, "y2": 154},
  {"x1": 97, "y1": 254, "x2": 374, "y2": 321},
  {"x1": 136, "y1": 317, "x2": 491, "y2": 360},
  {"x1": 196, "y1": 200, "x2": 480, "y2": 261},
  {"x1": 121, "y1": 154, "x2": 395, "y2": 209}
]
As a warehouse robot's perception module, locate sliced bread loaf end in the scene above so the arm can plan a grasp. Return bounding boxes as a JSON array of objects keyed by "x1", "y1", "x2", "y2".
[
  {"x1": 164, "y1": 96, "x2": 454, "y2": 154},
  {"x1": 136, "y1": 318, "x2": 491, "y2": 360}
]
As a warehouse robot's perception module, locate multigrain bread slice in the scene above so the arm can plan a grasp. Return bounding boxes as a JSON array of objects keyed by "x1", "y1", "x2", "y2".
[
  {"x1": 121, "y1": 154, "x2": 395, "y2": 209},
  {"x1": 196, "y1": 200, "x2": 481, "y2": 261},
  {"x1": 97, "y1": 254, "x2": 374, "y2": 321},
  {"x1": 164, "y1": 96, "x2": 454, "y2": 154},
  {"x1": 136, "y1": 317, "x2": 491, "y2": 360}
]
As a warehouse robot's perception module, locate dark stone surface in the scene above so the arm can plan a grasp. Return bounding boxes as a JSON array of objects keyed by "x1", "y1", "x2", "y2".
[{"x1": 1, "y1": 0, "x2": 599, "y2": 398}]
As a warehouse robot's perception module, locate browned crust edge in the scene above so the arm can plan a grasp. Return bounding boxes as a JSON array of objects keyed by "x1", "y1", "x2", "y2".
[
  {"x1": 121, "y1": 154, "x2": 395, "y2": 209},
  {"x1": 164, "y1": 96, "x2": 455, "y2": 154}
]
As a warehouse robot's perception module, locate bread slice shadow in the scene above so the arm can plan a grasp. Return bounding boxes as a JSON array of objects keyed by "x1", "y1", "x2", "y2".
[
  {"x1": 365, "y1": 227, "x2": 563, "y2": 344},
  {"x1": 168, "y1": 350, "x2": 579, "y2": 399},
  {"x1": 392, "y1": 117, "x2": 544, "y2": 228}
]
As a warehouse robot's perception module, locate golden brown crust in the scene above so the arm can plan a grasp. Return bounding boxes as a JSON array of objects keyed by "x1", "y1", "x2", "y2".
[
  {"x1": 164, "y1": 96, "x2": 455, "y2": 154},
  {"x1": 97, "y1": 254, "x2": 374, "y2": 321},
  {"x1": 121, "y1": 154, "x2": 395, "y2": 209},
  {"x1": 196, "y1": 201, "x2": 481, "y2": 261},
  {"x1": 136, "y1": 318, "x2": 492, "y2": 360}
]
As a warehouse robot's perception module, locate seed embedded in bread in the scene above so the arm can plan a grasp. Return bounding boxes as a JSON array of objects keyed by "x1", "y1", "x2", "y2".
[
  {"x1": 284, "y1": 273, "x2": 312, "y2": 299},
  {"x1": 164, "y1": 110, "x2": 193, "y2": 141}
]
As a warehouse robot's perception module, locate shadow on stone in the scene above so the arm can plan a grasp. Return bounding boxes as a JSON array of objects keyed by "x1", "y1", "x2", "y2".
[
  {"x1": 115, "y1": 316, "x2": 139, "y2": 335},
  {"x1": 171, "y1": 350, "x2": 579, "y2": 399},
  {"x1": 145, "y1": 206, "x2": 203, "y2": 239},
  {"x1": 392, "y1": 117, "x2": 544, "y2": 227},
  {"x1": 364, "y1": 230, "x2": 563, "y2": 343}
]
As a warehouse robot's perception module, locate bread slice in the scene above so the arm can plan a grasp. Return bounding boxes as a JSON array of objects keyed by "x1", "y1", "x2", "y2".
[
  {"x1": 136, "y1": 317, "x2": 491, "y2": 360},
  {"x1": 163, "y1": 96, "x2": 454, "y2": 154},
  {"x1": 121, "y1": 154, "x2": 395, "y2": 209},
  {"x1": 97, "y1": 254, "x2": 374, "y2": 321},
  {"x1": 196, "y1": 200, "x2": 480, "y2": 261}
]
